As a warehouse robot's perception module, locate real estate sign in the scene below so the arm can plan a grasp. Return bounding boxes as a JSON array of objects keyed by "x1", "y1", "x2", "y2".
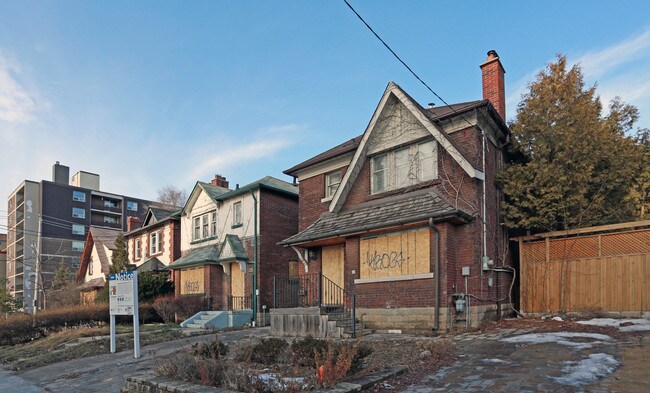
[{"x1": 108, "y1": 270, "x2": 140, "y2": 358}]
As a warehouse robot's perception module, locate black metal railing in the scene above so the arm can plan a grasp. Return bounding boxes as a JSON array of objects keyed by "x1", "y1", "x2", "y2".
[
  {"x1": 227, "y1": 295, "x2": 253, "y2": 310},
  {"x1": 273, "y1": 272, "x2": 356, "y2": 338}
]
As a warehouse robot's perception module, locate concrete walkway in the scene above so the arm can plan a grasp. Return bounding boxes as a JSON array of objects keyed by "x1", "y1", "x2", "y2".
[
  {"x1": 0, "y1": 367, "x2": 48, "y2": 393},
  {"x1": 15, "y1": 327, "x2": 271, "y2": 393}
]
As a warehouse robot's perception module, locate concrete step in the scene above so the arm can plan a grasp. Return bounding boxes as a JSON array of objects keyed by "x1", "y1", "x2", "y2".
[
  {"x1": 186, "y1": 323, "x2": 205, "y2": 329},
  {"x1": 342, "y1": 328, "x2": 373, "y2": 338}
]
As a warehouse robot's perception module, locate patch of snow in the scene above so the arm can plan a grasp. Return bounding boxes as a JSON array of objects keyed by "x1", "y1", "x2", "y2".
[
  {"x1": 501, "y1": 332, "x2": 614, "y2": 350},
  {"x1": 481, "y1": 358, "x2": 508, "y2": 363},
  {"x1": 257, "y1": 373, "x2": 306, "y2": 389},
  {"x1": 552, "y1": 353, "x2": 619, "y2": 386},
  {"x1": 577, "y1": 318, "x2": 650, "y2": 332},
  {"x1": 552, "y1": 316, "x2": 563, "y2": 321}
]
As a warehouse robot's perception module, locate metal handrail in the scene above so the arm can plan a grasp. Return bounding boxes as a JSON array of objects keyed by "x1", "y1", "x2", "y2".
[{"x1": 320, "y1": 273, "x2": 356, "y2": 338}]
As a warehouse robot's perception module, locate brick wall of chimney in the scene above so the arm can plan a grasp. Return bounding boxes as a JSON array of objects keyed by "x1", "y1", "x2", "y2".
[
  {"x1": 127, "y1": 216, "x2": 142, "y2": 232},
  {"x1": 480, "y1": 50, "x2": 506, "y2": 121},
  {"x1": 211, "y1": 175, "x2": 229, "y2": 189}
]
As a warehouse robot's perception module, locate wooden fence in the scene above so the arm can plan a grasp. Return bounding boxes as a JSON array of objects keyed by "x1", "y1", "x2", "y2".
[{"x1": 516, "y1": 221, "x2": 650, "y2": 315}]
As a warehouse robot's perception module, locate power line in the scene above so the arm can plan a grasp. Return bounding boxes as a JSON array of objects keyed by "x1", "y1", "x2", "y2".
[{"x1": 342, "y1": 0, "x2": 474, "y2": 127}]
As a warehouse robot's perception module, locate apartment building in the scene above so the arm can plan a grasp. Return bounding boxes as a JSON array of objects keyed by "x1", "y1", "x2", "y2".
[{"x1": 5, "y1": 162, "x2": 154, "y2": 312}]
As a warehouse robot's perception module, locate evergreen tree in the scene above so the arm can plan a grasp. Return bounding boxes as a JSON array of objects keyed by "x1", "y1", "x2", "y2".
[
  {"x1": 109, "y1": 233, "x2": 131, "y2": 274},
  {"x1": 499, "y1": 55, "x2": 641, "y2": 233}
]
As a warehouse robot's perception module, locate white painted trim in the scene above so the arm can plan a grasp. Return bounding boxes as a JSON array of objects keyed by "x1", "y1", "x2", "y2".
[
  {"x1": 295, "y1": 153, "x2": 353, "y2": 181},
  {"x1": 320, "y1": 196, "x2": 333, "y2": 203},
  {"x1": 354, "y1": 272, "x2": 434, "y2": 284}
]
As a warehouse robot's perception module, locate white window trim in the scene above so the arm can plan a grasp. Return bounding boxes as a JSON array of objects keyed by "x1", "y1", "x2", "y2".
[
  {"x1": 324, "y1": 170, "x2": 342, "y2": 199},
  {"x1": 193, "y1": 216, "x2": 201, "y2": 241},
  {"x1": 72, "y1": 224, "x2": 85, "y2": 235},
  {"x1": 370, "y1": 140, "x2": 437, "y2": 194},
  {"x1": 135, "y1": 238, "x2": 141, "y2": 259},
  {"x1": 232, "y1": 202, "x2": 242, "y2": 225},
  {"x1": 150, "y1": 230, "x2": 162, "y2": 255}
]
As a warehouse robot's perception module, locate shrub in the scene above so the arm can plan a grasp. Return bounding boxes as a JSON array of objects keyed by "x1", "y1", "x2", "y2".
[
  {"x1": 138, "y1": 272, "x2": 174, "y2": 303},
  {"x1": 234, "y1": 338, "x2": 289, "y2": 364},
  {"x1": 315, "y1": 340, "x2": 372, "y2": 388},
  {"x1": 0, "y1": 304, "x2": 109, "y2": 346},
  {"x1": 175, "y1": 296, "x2": 205, "y2": 320},
  {"x1": 193, "y1": 337, "x2": 227, "y2": 359},
  {"x1": 291, "y1": 335, "x2": 329, "y2": 367},
  {"x1": 153, "y1": 295, "x2": 176, "y2": 324}
]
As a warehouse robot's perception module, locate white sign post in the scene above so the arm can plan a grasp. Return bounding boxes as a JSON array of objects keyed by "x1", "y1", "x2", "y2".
[{"x1": 109, "y1": 270, "x2": 140, "y2": 358}]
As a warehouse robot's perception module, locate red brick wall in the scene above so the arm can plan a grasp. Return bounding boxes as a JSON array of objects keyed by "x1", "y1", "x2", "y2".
[
  {"x1": 298, "y1": 175, "x2": 329, "y2": 231},
  {"x1": 259, "y1": 189, "x2": 299, "y2": 309}
]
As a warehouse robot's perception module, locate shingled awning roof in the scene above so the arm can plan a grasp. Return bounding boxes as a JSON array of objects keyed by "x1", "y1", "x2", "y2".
[
  {"x1": 168, "y1": 235, "x2": 250, "y2": 270},
  {"x1": 136, "y1": 257, "x2": 168, "y2": 272},
  {"x1": 281, "y1": 189, "x2": 473, "y2": 246}
]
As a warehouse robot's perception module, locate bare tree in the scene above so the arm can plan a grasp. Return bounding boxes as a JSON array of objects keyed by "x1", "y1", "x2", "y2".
[{"x1": 156, "y1": 185, "x2": 188, "y2": 207}]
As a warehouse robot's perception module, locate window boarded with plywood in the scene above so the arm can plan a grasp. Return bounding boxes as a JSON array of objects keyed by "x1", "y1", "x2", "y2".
[
  {"x1": 359, "y1": 228, "x2": 430, "y2": 280},
  {"x1": 180, "y1": 267, "x2": 204, "y2": 295}
]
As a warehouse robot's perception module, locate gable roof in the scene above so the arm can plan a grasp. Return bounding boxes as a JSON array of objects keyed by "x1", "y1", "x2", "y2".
[
  {"x1": 326, "y1": 82, "x2": 483, "y2": 214},
  {"x1": 281, "y1": 189, "x2": 472, "y2": 246},
  {"x1": 136, "y1": 257, "x2": 168, "y2": 272},
  {"x1": 126, "y1": 205, "x2": 182, "y2": 237},
  {"x1": 76, "y1": 227, "x2": 122, "y2": 283}
]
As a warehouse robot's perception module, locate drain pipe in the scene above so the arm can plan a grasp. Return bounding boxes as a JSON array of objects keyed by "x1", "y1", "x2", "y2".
[
  {"x1": 250, "y1": 189, "x2": 258, "y2": 325},
  {"x1": 429, "y1": 218, "x2": 441, "y2": 331}
]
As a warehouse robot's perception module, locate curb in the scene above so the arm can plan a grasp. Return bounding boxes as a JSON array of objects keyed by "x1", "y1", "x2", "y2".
[{"x1": 316, "y1": 365, "x2": 408, "y2": 392}]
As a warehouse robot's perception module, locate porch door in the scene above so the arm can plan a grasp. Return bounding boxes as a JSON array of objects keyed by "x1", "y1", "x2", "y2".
[
  {"x1": 321, "y1": 244, "x2": 345, "y2": 305},
  {"x1": 231, "y1": 262, "x2": 246, "y2": 309}
]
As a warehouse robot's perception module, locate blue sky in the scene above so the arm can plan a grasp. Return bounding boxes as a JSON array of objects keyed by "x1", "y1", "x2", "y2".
[{"x1": 1, "y1": 1, "x2": 650, "y2": 220}]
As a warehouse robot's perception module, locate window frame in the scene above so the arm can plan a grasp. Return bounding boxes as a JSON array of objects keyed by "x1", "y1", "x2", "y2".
[
  {"x1": 72, "y1": 224, "x2": 85, "y2": 235},
  {"x1": 324, "y1": 170, "x2": 342, "y2": 199},
  {"x1": 135, "y1": 238, "x2": 141, "y2": 259},
  {"x1": 150, "y1": 230, "x2": 162, "y2": 255},
  {"x1": 126, "y1": 201, "x2": 138, "y2": 211},
  {"x1": 103, "y1": 215, "x2": 118, "y2": 225},
  {"x1": 202, "y1": 213, "x2": 209, "y2": 238},
  {"x1": 72, "y1": 240, "x2": 84, "y2": 252},
  {"x1": 370, "y1": 139, "x2": 437, "y2": 195},
  {"x1": 72, "y1": 207, "x2": 86, "y2": 219},
  {"x1": 193, "y1": 217, "x2": 201, "y2": 240},
  {"x1": 232, "y1": 202, "x2": 242, "y2": 226},
  {"x1": 211, "y1": 211, "x2": 217, "y2": 236},
  {"x1": 72, "y1": 191, "x2": 86, "y2": 202}
]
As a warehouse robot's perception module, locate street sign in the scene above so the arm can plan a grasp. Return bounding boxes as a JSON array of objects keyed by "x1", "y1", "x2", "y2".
[{"x1": 108, "y1": 270, "x2": 141, "y2": 358}]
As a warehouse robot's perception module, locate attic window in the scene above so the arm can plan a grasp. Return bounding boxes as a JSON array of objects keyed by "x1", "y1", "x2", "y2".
[{"x1": 371, "y1": 140, "x2": 437, "y2": 194}]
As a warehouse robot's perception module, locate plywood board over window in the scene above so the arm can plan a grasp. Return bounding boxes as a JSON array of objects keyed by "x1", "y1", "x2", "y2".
[
  {"x1": 180, "y1": 267, "x2": 204, "y2": 295},
  {"x1": 231, "y1": 262, "x2": 245, "y2": 298},
  {"x1": 358, "y1": 228, "x2": 431, "y2": 282}
]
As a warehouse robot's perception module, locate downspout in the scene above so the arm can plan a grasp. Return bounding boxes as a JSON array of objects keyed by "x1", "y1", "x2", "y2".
[
  {"x1": 429, "y1": 218, "x2": 441, "y2": 331},
  {"x1": 250, "y1": 189, "x2": 258, "y2": 325}
]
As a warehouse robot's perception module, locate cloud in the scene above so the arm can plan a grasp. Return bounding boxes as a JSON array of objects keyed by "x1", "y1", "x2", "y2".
[
  {"x1": 188, "y1": 125, "x2": 303, "y2": 181},
  {"x1": 0, "y1": 54, "x2": 38, "y2": 124},
  {"x1": 507, "y1": 28, "x2": 650, "y2": 128},
  {"x1": 577, "y1": 29, "x2": 650, "y2": 79}
]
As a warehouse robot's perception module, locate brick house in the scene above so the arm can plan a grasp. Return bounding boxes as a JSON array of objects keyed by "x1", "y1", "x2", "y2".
[
  {"x1": 125, "y1": 204, "x2": 181, "y2": 272},
  {"x1": 167, "y1": 175, "x2": 298, "y2": 326},
  {"x1": 276, "y1": 51, "x2": 513, "y2": 334}
]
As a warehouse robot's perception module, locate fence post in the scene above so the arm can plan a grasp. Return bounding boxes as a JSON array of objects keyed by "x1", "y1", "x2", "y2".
[{"x1": 352, "y1": 295, "x2": 356, "y2": 339}]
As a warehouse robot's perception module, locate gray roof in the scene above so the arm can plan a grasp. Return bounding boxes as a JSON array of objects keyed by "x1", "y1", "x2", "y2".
[
  {"x1": 136, "y1": 257, "x2": 168, "y2": 272},
  {"x1": 205, "y1": 176, "x2": 298, "y2": 201},
  {"x1": 90, "y1": 227, "x2": 122, "y2": 251},
  {"x1": 281, "y1": 190, "x2": 473, "y2": 245},
  {"x1": 168, "y1": 235, "x2": 249, "y2": 269},
  {"x1": 149, "y1": 206, "x2": 180, "y2": 222}
]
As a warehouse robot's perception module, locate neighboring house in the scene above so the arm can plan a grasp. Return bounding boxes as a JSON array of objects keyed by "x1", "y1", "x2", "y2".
[
  {"x1": 76, "y1": 227, "x2": 122, "y2": 304},
  {"x1": 6, "y1": 162, "x2": 155, "y2": 312},
  {"x1": 167, "y1": 175, "x2": 298, "y2": 325},
  {"x1": 125, "y1": 204, "x2": 181, "y2": 272},
  {"x1": 277, "y1": 51, "x2": 513, "y2": 334}
]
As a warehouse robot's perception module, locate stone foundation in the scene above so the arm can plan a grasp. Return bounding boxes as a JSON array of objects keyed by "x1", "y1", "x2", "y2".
[
  {"x1": 122, "y1": 374, "x2": 236, "y2": 393},
  {"x1": 359, "y1": 303, "x2": 513, "y2": 332}
]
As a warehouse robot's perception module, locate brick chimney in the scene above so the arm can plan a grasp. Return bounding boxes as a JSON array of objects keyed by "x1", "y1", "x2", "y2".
[
  {"x1": 211, "y1": 174, "x2": 229, "y2": 189},
  {"x1": 127, "y1": 216, "x2": 142, "y2": 231},
  {"x1": 480, "y1": 50, "x2": 506, "y2": 121}
]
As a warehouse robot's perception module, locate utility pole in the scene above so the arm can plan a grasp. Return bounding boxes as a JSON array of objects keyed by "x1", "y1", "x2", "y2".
[
  {"x1": 250, "y1": 189, "x2": 258, "y2": 325},
  {"x1": 32, "y1": 215, "x2": 42, "y2": 315}
]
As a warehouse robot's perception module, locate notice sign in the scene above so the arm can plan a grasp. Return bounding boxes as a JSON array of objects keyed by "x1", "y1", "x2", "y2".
[{"x1": 109, "y1": 271, "x2": 137, "y2": 315}]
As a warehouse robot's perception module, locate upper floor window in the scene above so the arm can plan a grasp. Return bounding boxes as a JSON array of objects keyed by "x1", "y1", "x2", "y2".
[
  {"x1": 104, "y1": 215, "x2": 119, "y2": 225},
  {"x1": 325, "y1": 170, "x2": 342, "y2": 198},
  {"x1": 202, "y1": 213, "x2": 209, "y2": 238},
  {"x1": 88, "y1": 256, "x2": 93, "y2": 275},
  {"x1": 104, "y1": 199, "x2": 119, "y2": 209},
  {"x1": 150, "y1": 231, "x2": 162, "y2": 254},
  {"x1": 127, "y1": 201, "x2": 138, "y2": 211},
  {"x1": 211, "y1": 211, "x2": 217, "y2": 236},
  {"x1": 135, "y1": 238, "x2": 141, "y2": 259},
  {"x1": 232, "y1": 202, "x2": 242, "y2": 226},
  {"x1": 72, "y1": 207, "x2": 86, "y2": 219},
  {"x1": 72, "y1": 240, "x2": 84, "y2": 252},
  {"x1": 72, "y1": 191, "x2": 86, "y2": 202},
  {"x1": 72, "y1": 224, "x2": 85, "y2": 235},
  {"x1": 371, "y1": 140, "x2": 437, "y2": 194},
  {"x1": 193, "y1": 217, "x2": 201, "y2": 240}
]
